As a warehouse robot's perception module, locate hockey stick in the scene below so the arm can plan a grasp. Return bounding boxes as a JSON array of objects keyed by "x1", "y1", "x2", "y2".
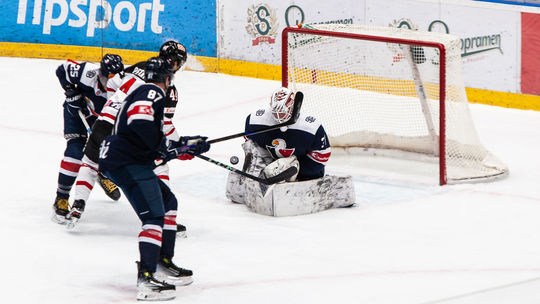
[
  {"x1": 207, "y1": 91, "x2": 303, "y2": 144},
  {"x1": 78, "y1": 110, "x2": 92, "y2": 134},
  {"x1": 195, "y1": 154, "x2": 297, "y2": 185}
]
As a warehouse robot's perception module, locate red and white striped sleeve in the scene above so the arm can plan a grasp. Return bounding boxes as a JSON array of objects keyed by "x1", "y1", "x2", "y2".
[{"x1": 127, "y1": 100, "x2": 154, "y2": 125}]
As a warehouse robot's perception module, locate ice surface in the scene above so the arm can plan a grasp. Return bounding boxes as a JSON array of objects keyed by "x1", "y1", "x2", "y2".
[{"x1": 2, "y1": 57, "x2": 540, "y2": 303}]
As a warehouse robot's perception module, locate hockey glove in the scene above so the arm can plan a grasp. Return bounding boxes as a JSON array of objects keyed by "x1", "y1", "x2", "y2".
[
  {"x1": 162, "y1": 147, "x2": 195, "y2": 162},
  {"x1": 186, "y1": 139, "x2": 211, "y2": 156},
  {"x1": 177, "y1": 135, "x2": 208, "y2": 147},
  {"x1": 155, "y1": 139, "x2": 194, "y2": 165},
  {"x1": 168, "y1": 135, "x2": 210, "y2": 156},
  {"x1": 64, "y1": 84, "x2": 85, "y2": 115}
]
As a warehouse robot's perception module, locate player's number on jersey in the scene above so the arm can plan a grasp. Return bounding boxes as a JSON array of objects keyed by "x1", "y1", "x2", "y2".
[
  {"x1": 69, "y1": 65, "x2": 81, "y2": 78},
  {"x1": 147, "y1": 90, "x2": 157, "y2": 99}
]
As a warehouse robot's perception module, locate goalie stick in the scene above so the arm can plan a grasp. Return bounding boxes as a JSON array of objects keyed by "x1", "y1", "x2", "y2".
[
  {"x1": 195, "y1": 154, "x2": 297, "y2": 185},
  {"x1": 165, "y1": 91, "x2": 303, "y2": 156}
]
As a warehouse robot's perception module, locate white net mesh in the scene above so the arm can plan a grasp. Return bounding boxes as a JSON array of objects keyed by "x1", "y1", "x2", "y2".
[{"x1": 285, "y1": 24, "x2": 508, "y2": 184}]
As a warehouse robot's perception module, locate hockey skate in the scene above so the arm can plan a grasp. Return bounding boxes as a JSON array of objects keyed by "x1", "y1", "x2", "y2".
[
  {"x1": 97, "y1": 172, "x2": 121, "y2": 201},
  {"x1": 137, "y1": 262, "x2": 176, "y2": 301},
  {"x1": 176, "y1": 224, "x2": 187, "y2": 238},
  {"x1": 66, "y1": 199, "x2": 86, "y2": 230},
  {"x1": 51, "y1": 197, "x2": 70, "y2": 224},
  {"x1": 155, "y1": 255, "x2": 193, "y2": 286}
]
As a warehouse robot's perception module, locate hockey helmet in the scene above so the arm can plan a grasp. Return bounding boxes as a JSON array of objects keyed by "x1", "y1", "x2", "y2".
[
  {"x1": 100, "y1": 54, "x2": 124, "y2": 77},
  {"x1": 270, "y1": 87, "x2": 295, "y2": 123},
  {"x1": 145, "y1": 57, "x2": 175, "y2": 85},
  {"x1": 159, "y1": 40, "x2": 187, "y2": 71}
]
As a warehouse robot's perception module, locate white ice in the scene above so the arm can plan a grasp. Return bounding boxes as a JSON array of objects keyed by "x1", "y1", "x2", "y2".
[{"x1": 2, "y1": 57, "x2": 540, "y2": 303}]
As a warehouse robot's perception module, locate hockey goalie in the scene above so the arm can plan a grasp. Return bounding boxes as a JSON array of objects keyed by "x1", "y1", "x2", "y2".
[{"x1": 225, "y1": 87, "x2": 355, "y2": 216}]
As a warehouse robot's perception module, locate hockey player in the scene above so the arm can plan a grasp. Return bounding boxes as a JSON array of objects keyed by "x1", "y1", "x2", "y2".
[
  {"x1": 68, "y1": 41, "x2": 190, "y2": 234},
  {"x1": 225, "y1": 87, "x2": 355, "y2": 216},
  {"x1": 99, "y1": 57, "x2": 210, "y2": 301},
  {"x1": 52, "y1": 54, "x2": 124, "y2": 224}
]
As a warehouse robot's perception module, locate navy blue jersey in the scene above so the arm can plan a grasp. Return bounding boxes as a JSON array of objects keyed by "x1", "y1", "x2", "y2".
[
  {"x1": 56, "y1": 60, "x2": 108, "y2": 116},
  {"x1": 123, "y1": 61, "x2": 178, "y2": 119},
  {"x1": 99, "y1": 84, "x2": 167, "y2": 171},
  {"x1": 245, "y1": 106, "x2": 331, "y2": 181}
]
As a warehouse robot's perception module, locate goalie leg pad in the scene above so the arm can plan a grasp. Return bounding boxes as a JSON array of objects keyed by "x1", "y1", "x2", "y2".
[
  {"x1": 225, "y1": 140, "x2": 273, "y2": 204},
  {"x1": 244, "y1": 175, "x2": 355, "y2": 216}
]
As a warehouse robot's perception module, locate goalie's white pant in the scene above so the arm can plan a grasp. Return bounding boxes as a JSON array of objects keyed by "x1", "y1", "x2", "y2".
[{"x1": 225, "y1": 140, "x2": 355, "y2": 216}]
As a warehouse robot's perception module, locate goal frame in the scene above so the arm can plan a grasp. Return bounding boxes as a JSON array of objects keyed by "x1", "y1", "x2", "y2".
[{"x1": 282, "y1": 26, "x2": 450, "y2": 185}]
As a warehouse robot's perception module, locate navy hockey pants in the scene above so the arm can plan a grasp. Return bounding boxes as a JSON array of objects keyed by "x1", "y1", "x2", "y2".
[
  {"x1": 56, "y1": 105, "x2": 96, "y2": 199},
  {"x1": 104, "y1": 164, "x2": 178, "y2": 272}
]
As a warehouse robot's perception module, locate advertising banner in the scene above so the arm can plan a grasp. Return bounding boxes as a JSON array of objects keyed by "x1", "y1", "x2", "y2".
[
  {"x1": 2, "y1": 0, "x2": 216, "y2": 57},
  {"x1": 219, "y1": 0, "x2": 520, "y2": 92}
]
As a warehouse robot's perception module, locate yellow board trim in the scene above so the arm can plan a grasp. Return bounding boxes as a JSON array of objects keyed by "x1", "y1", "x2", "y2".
[
  {"x1": 0, "y1": 42, "x2": 157, "y2": 65},
  {"x1": 466, "y1": 87, "x2": 540, "y2": 111},
  {"x1": 1, "y1": 42, "x2": 538, "y2": 111}
]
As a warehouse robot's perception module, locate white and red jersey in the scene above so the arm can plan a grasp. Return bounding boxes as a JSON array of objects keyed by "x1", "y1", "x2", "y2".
[{"x1": 100, "y1": 73, "x2": 146, "y2": 125}]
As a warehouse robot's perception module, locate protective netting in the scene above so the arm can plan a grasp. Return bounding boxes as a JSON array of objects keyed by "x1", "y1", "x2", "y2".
[{"x1": 284, "y1": 24, "x2": 508, "y2": 184}]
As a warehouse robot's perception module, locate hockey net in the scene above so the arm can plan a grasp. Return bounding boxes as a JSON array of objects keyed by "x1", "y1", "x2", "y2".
[{"x1": 282, "y1": 24, "x2": 508, "y2": 185}]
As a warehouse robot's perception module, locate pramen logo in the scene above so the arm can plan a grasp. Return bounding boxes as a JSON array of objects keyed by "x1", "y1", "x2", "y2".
[
  {"x1": 388, "y1": 18, "x2": 503, "y2": 59},
  {"x1": 428, "y1": 20, "x2": 503, "y2": 58},
  {"x1": 246, "y1": 4, "x2": 279, "y2": 46}
]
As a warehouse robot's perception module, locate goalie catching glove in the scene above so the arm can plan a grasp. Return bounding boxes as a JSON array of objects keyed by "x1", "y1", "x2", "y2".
[{"x1": 262, "y1": 156, "x2": 299, "y2": 182}]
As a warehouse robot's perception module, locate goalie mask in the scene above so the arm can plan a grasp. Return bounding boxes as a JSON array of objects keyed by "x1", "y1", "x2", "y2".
[{"x1": 270, "y1": 87, "x2": 295, "y2": 124}]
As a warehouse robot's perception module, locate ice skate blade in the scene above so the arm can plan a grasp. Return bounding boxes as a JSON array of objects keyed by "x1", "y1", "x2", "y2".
[
  {"x1": 136, "y1": 288, "x2": 175, "y2": 301},
  {"x1": 154, "y1": 272, "x2": 193, "y2": 286},
  {"x1": 51, "y1": 213, "x2": 68, "y2": 225},
  {"x1": 163, "y1": 275, "x2": 193, "y2": 286},
  {"x1": 66, "y1": 218, "x2": 79, "y2": 230}
]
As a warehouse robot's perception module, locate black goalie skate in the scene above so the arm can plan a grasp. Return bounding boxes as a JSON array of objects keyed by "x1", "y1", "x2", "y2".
[
  {"x1": 155, "y1": 255, "x2": 193, "y2": 286},
  {"x1": 98, "y1": 172, "x2": 121, "y2": 201},
  {"x1": 137, "y1": 262, "x2": 176, "y2": 301}
]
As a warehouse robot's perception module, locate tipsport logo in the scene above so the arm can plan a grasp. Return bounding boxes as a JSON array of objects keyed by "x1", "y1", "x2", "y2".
[{"x1": 17, "y1": 0, "x2": 166, "y2": 37}]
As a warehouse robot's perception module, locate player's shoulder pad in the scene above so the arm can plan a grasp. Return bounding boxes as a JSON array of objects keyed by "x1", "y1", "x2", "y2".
[
  {"x1": 124, "y1": 61, "x2": 146, "y2": 80},
  {"x1": 129, "y1": 83, "x2": 166, "y2": 102},
  {"x1": 289, "y1": 113, "x2": 323, "y2": 135},
  {"x1": 66, "y1": 61, "x2": 99, "y2": 88},
  {"x1": 247, "y1": 106, "x2": 274, "y2": 127}
]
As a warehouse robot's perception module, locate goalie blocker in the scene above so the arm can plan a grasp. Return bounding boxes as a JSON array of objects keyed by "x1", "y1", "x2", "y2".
[{"x1": 225, "y1": 140, "x2": 355, "y2": 216}]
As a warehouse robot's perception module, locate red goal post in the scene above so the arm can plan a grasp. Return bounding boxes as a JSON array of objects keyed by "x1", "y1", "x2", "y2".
[{"x1": 281, "y1": 24, "x2": 508, "y2": 185}]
